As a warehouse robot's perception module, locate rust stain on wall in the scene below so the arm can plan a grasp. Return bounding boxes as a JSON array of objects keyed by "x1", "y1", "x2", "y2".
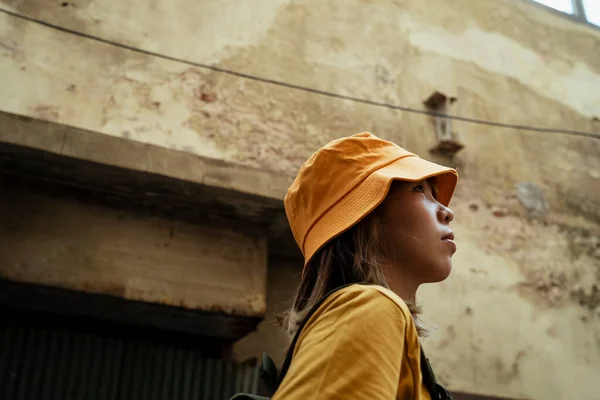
[
  {"x1": 453, "y1": 196, "x2": 600, "y2": 314},
  {"x1": 493, "y1": 350, "x2": 527, "y2": 385},
  {"x1": 31, "y1": 104, "x2": 59, "y2": 122}
]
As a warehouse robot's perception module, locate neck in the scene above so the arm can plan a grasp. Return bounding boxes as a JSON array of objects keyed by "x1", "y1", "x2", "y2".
[{"x1": 385, "y1": 265, "x2": 419, "y2": 302}]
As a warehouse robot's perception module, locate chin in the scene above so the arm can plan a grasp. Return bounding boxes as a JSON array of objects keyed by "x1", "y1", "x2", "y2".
[{"x1": 427, "y1": 261, "x2": 453, "y2": 283}]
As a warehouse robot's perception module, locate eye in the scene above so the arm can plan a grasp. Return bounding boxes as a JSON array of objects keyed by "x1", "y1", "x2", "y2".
[{"x1": 413, "y1": 183, "x2": 425, "y2": 193}]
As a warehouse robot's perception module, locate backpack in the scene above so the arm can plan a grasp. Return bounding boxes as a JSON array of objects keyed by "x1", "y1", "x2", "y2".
[{"x1": 230, "y1": 284, "x2": 454, "y2": 400}]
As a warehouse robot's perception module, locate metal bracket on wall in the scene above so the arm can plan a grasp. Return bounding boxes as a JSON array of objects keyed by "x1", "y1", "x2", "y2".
[{"x1": 423, "y1": 91, "x2": 464, "y2": 158}]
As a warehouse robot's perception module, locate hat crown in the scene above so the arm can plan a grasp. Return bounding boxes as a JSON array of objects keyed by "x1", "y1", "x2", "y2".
[{"x1": 284, "y1": 132, "x2": 413, "y2": 254}]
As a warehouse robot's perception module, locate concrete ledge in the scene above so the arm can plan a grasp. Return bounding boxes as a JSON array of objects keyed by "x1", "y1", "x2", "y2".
[
  {"x1": 0, "y1": 279, "x2": 260, "y2": 341},
  {"x1": 0, "y1": 111, "x2": 301, "y2": 259},
  {"x1": 0, "y1": 111, "x2": 292, "y2": 200}
]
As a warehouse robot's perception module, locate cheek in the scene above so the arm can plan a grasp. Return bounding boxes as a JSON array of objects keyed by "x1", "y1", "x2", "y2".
[
  {"x1": 383, "y1": 202, "x2": 437, "y2": 248},
  {"x1": 383, "y1": 209, "x2": 423, "y2": 247}
]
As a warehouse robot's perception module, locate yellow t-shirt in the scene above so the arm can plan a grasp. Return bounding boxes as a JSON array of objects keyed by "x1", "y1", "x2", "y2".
[{"x1": 273, "y1": 284, "x2": 432, "y2": 400}]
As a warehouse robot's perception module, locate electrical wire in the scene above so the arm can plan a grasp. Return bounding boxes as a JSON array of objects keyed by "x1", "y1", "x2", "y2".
[{"x1": 1, "y1": 6, "x2": 599, "y2": 140}]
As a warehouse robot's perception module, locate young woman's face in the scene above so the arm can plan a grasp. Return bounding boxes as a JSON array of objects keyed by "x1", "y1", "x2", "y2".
[{"x1": 380, "y1": 179, "x2": 456, "y2": 287}]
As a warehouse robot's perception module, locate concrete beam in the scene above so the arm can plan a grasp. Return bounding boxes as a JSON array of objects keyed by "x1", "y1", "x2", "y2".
[
  {"x1": 0, "y1": 176, "x2": 269, "y2": 339},
  {"x1": 0, "y1": 111, "x2": 301, "y2": 260}
]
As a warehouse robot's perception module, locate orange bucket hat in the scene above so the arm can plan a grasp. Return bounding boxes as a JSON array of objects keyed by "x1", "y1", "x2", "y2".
[{"x1": 284, "y1": 132, "x2": 458, "y2": 270}]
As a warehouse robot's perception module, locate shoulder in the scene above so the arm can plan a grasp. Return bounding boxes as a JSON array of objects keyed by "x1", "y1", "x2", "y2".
[
  {"x1": 298, "y1": 284, "x2": 413, "y2": 344},
  {"x1": 278, "y1": 285, "x2": 417, "y2": 399},
  {"x1": 319, "y1": 283, "x2": 412, "y2": 320}
]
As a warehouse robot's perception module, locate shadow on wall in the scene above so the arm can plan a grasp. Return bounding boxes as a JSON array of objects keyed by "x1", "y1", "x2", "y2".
[{"x1": 233, "y1": 255, "x2": 302, "y2": 367}]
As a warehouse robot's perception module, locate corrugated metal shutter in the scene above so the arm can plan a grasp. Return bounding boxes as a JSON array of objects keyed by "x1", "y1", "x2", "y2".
[{"x1": 0, "y1": 323, "x2": 259, "y2": 400}]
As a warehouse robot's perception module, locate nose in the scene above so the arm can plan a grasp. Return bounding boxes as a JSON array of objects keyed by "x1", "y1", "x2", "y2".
[{"x1": 439, "y1": 204, "x2": 454, "y2": 224}]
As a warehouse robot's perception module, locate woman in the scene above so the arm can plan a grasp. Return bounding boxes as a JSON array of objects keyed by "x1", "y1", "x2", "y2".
[{"x1": 274, "y1": 132, "x2": 458, "y2": 399}]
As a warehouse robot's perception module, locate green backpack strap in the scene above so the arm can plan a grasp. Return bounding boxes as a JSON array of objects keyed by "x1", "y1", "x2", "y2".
[
  {"x1": 421, "y1": 349, "x2": 454, "y2": 400},
  {"x1": 229, "y1": 395, "x2": 269, "y2": 400},
  {"x1": 259, "y1": 352, "x2": 279, "y2": 396},
  {"x1": 229, "y1": 353, "x2": 278, "y2": 400}
]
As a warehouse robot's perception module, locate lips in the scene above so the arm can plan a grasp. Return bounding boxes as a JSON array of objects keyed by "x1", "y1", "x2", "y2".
[
  {"x1": 442, "y1": 232, "x2": 455, "y2": 241},
  {"x1": 442, "y1": 231, "x2": 457, "y2": 252}
]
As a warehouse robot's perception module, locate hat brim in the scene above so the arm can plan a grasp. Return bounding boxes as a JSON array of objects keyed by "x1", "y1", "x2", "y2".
[{"x1": 302, "y1": 155, "x2": 458, "y2": 267}]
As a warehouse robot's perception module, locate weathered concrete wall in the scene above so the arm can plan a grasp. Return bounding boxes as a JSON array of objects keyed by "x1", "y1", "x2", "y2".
[
  {"x1": 1, "y1": 0, "x2": 600, "y2": 398},
  {"x1": 233, "y1": 257, "x2": 300, "y2": 368},
  {"x1": 419, "y1": 200, "x2": 600, "y2": 399}
]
